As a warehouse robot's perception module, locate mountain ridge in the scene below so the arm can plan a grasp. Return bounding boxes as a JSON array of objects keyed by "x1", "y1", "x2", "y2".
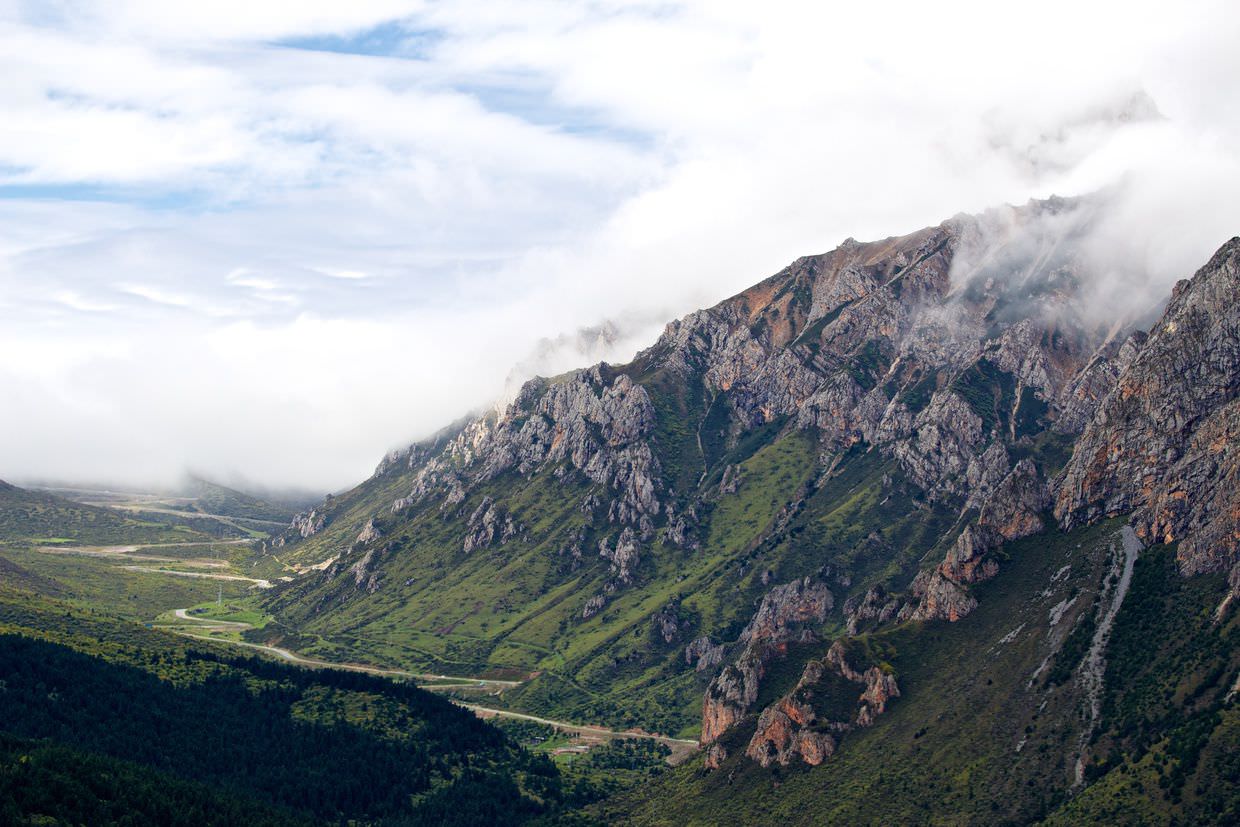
[{"x1": 252, "y1": 195, "x2": 1237, "y2": 821}]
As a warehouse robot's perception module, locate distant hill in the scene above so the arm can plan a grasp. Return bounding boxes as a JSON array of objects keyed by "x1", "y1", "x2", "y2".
[
  {"x1": 0, "y1": 479, "x2": 213, "y2": 545},
  {"x1": 183, "y1": 477, "x2": 299, "y2": 524}
]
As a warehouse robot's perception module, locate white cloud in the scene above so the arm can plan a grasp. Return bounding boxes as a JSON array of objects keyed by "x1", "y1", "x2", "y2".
[{"x1": 1, "y1": 0, "x2": 1238, "y2": 491}]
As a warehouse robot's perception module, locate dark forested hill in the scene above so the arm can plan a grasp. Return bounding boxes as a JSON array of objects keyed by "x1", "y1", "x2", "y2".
[{"x1": 0, "y1": 588, "x2": 572, "y2": 826}]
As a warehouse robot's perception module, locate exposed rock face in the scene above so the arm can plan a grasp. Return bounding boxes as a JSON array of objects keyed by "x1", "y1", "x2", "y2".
[
  {"x1": 943, "y1": 458, "x2": 1049, "y2": 586},
  {"x1": 895, "y1": 391, "x2": 986, "y2": 497},
  {"x1": 703, "y1": 743, "x2": 729, "y2": 771},
  {"x1": 631, "y1": 199, "x2": 1129, "y2": 513},
  {"x1": 701, "y1": 578, "x2": 833, "y2": 746},
  {"x1": 389, "y1": 365, "x2": 663, "y2": 537},
  {"x1": 701, "y1": 657, "x2": 764, "y2": 747},
  {"x1": 581, "y1": 594, "x2": 606, "y2": 620},
  {"x1": 290, "y1": 509, "x2": 326, "y2": 539},
  {"x1": 979, "y1": 459, "x2": 1049, "y2": 540},
  {"x1": 745, "y1": 665, "x2": 837, "y2": 767},
  {"x1": 746, "y1": 642, "x2": 899, "y2": 767},
  {"x1": 558, "y1": 527, "x2": 586, "y2": 571},
  {"x1": 350, "y1": 548, "x2": 381, "y2": 593},
  {"x1": 908, "y1": 457, "x2": 1051, "y2": 621},
  {"x1": 856, "y1": 667, "x2": 901, "y2": 726},
  {"x1": 1056, "y1": 238, "x2": 1240, "y2": 577},
  {"x1": 664, "y1": 504, "x2": 700, "y2": 550},
  {"x1": 598, "y1": 527, "x2": 641, "y2": 585},
  {"x1": 843, "y1": 586, "x2": 900, "y2": 635},
  {"x1": 462, "y1": 496, "x2": 520, "y2": 553},
  {"x1": 354, "y1": 519, "x2": 381, "y2": 546},
  {"x1": 939, "y1": 524, "x2": 1003, "y2": 585},
  {"x1": 652, "y1": 601, "x2": 690, "y2": 644},
  {"x1": 684, "y1": 636, "x2": 726, "y2": 672},
  {"x1": 738, "y1": 577, "x2": 834, "y2": 647},
  {"x1": 903, "y1": 568, "x2": 977, "y2": 622}
]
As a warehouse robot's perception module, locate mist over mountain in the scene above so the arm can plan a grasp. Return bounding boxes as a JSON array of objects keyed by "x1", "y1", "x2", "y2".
[
  {"x1": 1, "y1": 5, "x2": 1237, "y2": 826},
  {"x1": 3, "y1": 2, "x2": 1240, "y2": 491}
]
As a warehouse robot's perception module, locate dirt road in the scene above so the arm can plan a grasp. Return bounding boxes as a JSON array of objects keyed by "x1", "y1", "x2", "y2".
[{"x1": 164, "y1": 608, "x2": 696, "y2": 759}]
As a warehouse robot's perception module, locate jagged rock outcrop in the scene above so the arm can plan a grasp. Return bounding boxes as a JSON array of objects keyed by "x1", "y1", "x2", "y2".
[
  {"x1": 462, "y1": 496, "x2": 520, "y2": 553},
  {"x1": 908, "y1": 457, "x2": 1051, "y2": 621},
  {"x1": 1056, "y1": 238, "x2": 1240, "y2": 577},
  {"x1": 701, "y1": 657, "x2": 764, "y2": 747},
  {"x1": 978, "y1": 458, "x2": 1049, "y2": 540},
  {"x1": 354, "y1": 519, "x2": 381, "y2": 546},
  {"x1": 349, "y1": 547, "x2": 382, "y2": 593},
  {"x1": 701, "y1": 578, "x2": 833, "y2": 746},
  {"x1": 558, "y1": 527, "x2": 586, "y2": 571},
  {"x1": 581, "y1": 594, "x2": 606, "y2": 620},
  {"x1": 684, "y1": 636, "x2": 725, "y2": 672},
  {"x1": 664, "y1": 504, "x2": 700, "y2": 550},
  {"x1": 738, "y1": 577, "x2": 834, "y2": 647},
  {"x1": 902, "y1": 568, "x2": 978, "y2": 622},
  {"x1": 940, "y1": 459, "x2": 1049, "y2": 586},
  {"x1": 745, "y1": 662, "x2": 837, "y2": 767},
  {"x1": 895, "y1": 391, "x2": 986, "y2": 497},
  {"x1": 388, "y1": 366, "x2": 663, "y2": 537},
  {"x1": 745, "y1": 642, "x2": 900, "y2": 767},
  {"x1": 598, "y1": 527, "x2": 641, "y2": 585},
  {"x1": 290, "y1": 509, "x2": 326, "y2": 539},
  {"x1": 856, "y1": 667, "x2": 901, "y2": 726},
  {"x1": 843, "y1": 586, "x2": 900, "y2": 635},
  {"x1": 652, "y1": 601, "x2": 690, "y2": 644}
]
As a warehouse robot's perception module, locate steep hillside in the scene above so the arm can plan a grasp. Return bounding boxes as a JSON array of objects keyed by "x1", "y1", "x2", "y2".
[
  {"x1": 1057, "y1": 237, "x2": 1240, "y2": 579},
  {"x1": 11, "y1": 195, "x2": 1232, "y2": 824},
  {"x1": 257, "y1": 195, "x2": 1162, "y2": 739},
  {"x1": 596, "y1": 525, "x2": 1238, "y2": 825},
  {"x1": 607, "y1": 232, "x2": 1240, "y2": 822},
  {"x1": 0, "y1": 732, "x2": 302, "y2": 827}
]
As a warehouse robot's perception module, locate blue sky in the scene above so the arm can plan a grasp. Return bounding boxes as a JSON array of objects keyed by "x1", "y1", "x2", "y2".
[{"x1": 1, "y1": 0, "x2": 1238, "y2": 490}]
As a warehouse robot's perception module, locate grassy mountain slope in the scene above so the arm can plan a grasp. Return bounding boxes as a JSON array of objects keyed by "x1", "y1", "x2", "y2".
[
  {"x1": 0, "y1": 553, "x2": 65, "y2": 596},
  {"x1": 0, "y1": 542, "x2": 257, "y2": 621},
  {"x1": 594, "y1": 525, "x2": 1238, "y2": 825}
]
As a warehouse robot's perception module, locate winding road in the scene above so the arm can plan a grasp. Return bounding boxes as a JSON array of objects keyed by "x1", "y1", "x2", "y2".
[
  {"x1": 122, "y1": 566, "x2": 272, "y2": 588},
  {"x1": 163, "y1": 607, "x2": 697, "y2": 758},
  {"x1": 33, "y1": 538, "x2": 698, "y2": 757}
]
